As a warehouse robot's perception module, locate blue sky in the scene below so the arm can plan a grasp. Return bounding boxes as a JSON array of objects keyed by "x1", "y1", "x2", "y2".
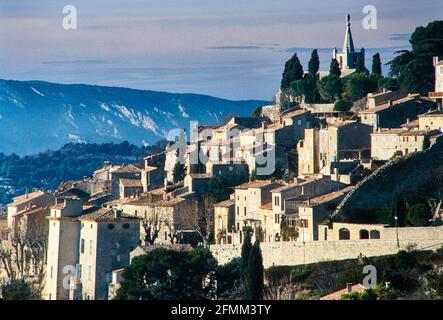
[{"x1": 0, "y1": 0, "x2": 442, "y2": 100}]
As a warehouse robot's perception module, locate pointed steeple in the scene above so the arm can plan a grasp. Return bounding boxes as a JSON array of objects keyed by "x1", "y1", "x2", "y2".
[{"x1": 342, "y1": 14, "x2": 355, "y2": 53}]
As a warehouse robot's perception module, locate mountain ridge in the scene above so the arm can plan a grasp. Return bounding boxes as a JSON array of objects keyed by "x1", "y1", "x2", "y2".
[{"x1": 0, "y1": 79, "x2": 267, "y2": 155}]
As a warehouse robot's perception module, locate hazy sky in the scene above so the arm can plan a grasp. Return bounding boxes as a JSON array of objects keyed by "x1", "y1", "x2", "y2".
[{"x1": 0, "y1": 0, "x2": 442, "y2": 100}]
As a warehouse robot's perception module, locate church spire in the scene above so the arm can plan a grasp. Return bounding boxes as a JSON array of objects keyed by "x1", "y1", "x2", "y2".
[{"x1": 343, "y1": 13, "x2": 355, "y2": 53}]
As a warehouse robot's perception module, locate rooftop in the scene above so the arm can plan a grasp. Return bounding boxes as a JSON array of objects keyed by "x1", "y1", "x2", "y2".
[
  {"x1": 320, "y1": 284, "x2": 367, "y2": 300},
  {"x1": 359, "y1": 94, "x2": 421, "y2": 114},
  {"x1": 214, "y1": 199, "x2": 235, "y2": 208},
  {"x1": 280, "y1": 108, "x2": 309, "y2": 118},
  {"x1": 10, "y1": 191, "x2": 46, "y2": 206},
  {"x1": 235, "y1": 180, "x2": 280, "y2": 190},
  {"x1": 301, "y1": 186, "x2": 355, "y2": 207},
  {"x1": 112, "y1": 164, "x2": 142, "y2": 174},
  {"x1": 119, "y1": 179, "x2": 143, "y2": 188},
  {"x1": 79, "y1": 207, "x2": 140, "y2": 222},
  {"x1": 418, "y1": 109, "x2": 443, "y2": 117}
]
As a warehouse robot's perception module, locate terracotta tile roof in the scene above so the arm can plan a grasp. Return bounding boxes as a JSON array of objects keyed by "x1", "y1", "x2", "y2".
[
  {"x1": 79, "y1": 207, "x2": 141, "y2": 222},
  {"x1": 188, "y1": 173, "x2": 212, "y2": 179},
  {"x1": 400, "y1": 119, "x2": 419, "y2": 128},
  {"x1": 260, "y1": 202, "x2": 273, "y2": 210},
  {"x1": 235, "y1": 180, "x2": 281, "y2": 190},
  {"x1": 214, "y1": 199, "x2": 235, "y2": 208},
  {"x1": 320, "y1": 284, "x2": 367, "y2": 300},
  {"x1": 301, "y1": 186, "x2": 355, "y2": 207},
  {"x1": 10, "y1": 191, "x2": 46, "y2": 205},
  {"x1": 13, "y1": 206, "x2": 49, "y2": 217},
  {"x1": 280, "y1": 108, "x2": 309, "y2": 118},
  {"x1": 144, "y1": 166, "x2": 158, "y2": 172},
  {"x1": 359, "y1": 94, "x2": 421, "y2": 114},
  {"x1": 119, "y1": 179, "x2": 143, "y2": 188},
  {"x1": 112, "y1": 164, "x2": 142, "y2": 174}
]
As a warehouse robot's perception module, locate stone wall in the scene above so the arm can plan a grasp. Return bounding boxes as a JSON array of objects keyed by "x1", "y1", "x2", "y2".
[{"x1": 210, "y1": 226, "x2": 443, "y2": 268}]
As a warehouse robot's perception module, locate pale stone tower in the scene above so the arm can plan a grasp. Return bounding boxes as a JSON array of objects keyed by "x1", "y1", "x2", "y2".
[
  {"x1": 332, "y1": 14, "x2": 366, "y2": 73},
  {"x1": 44, "y1": 198, "x2": 83, "y2": 300}
]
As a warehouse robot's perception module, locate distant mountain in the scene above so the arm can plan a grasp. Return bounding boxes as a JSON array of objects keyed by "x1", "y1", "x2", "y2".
[{"x1": 0, "y1": 80, "x2": 267, "y2": 155}]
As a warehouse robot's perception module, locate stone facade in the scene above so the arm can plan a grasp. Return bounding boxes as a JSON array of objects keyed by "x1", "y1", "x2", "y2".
[{"x1": 211, "y1": 225, "x2": 443, "y2": 268}]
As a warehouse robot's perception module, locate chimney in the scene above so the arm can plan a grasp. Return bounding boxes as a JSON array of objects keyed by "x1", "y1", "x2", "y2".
[
  {"x1": 388, "y1": 100, "x2": 393, "y2": 107},
  {"x1": 346, "y1": 283, "x2": 353, "y2": 293}
]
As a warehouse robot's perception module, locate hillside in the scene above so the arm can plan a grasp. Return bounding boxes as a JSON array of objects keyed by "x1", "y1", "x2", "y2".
[
  {"x1": 0, "y1": 80, "x2": 267, "y2": 155},
  {"x1": 0, "y1": 141, "x2": 165, "y2": 205}
]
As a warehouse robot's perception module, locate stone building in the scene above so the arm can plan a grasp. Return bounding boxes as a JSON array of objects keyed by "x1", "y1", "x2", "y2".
[
  {"x1": 214, "y1": 199, "x2": 235, "y2": 245},
  {"x1": 120, "y1": 195, "x2": 197, "y2": 245},
  {"x1": 44, "y1": 198, "x2": 140, "y2": 300},
  {"x1": 429, "y1": 56, "x2": 443, "y2": 107},
  {"x1": 297, "y1": 121, "x2": 371, "y2": 176},
  {"x1": 7, "y1": 191, "x2": 54, "y2": 230},
  {"x1": 110, "y1": 165, "x2": 142, "y2": 198},
  {"x1": 359, "y1": 94, "x2": 435, "y2": 130},
  {"x1": 418, "y1": 109, "x2": 443, "y2": 131},
  {"x1": 77, "y1": 208, "x2": 141, "y2": 300},
  {"x1": 371, "y1": 128, "x2": 440, "y2": 160},
  {"x1": 332, "y1": 14, "x2": 366, "y2": 74}
]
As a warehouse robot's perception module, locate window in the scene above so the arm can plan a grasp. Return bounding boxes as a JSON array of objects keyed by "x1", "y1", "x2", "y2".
[
  {"x1": 123, "y1": 223, "x2": 130, "y2": 229},
  {"x1": 244, "y1": 207, "x2": 246, "y2": 216},
  {"x1": 80, "y1": 239, "x2": 85, "y2": 254},
  {"x1": 107, "y1": 223, "x2": 115, "y2": 229},
  {"x1": 339, "y1": 228, "x2": 350, "y2": 240},
  {"x1": 89, "y1": 240, "x2": 93, "y2": 255},
  {"x1": 88, "y1": 266, "x2": 92, "y2": 280},
  {"x1": 218, "y1": 216, "x2": 223, "y2": 230},
  {"x1": 370, "y1": 230, "x2": 381, "y2": 239},
  {"x1": 297, "y1": 120, "x2": 302, "y2": 126},
  {"x1": 274, "y1": 196, "x2": 280, "y2": 206},
  {"x1": 165, "y1": 231, "x2": 168, "y2": 241},
  {"x1": 50, "y1": 266, "x2": 53, "y2": 279},
  {"x1": 359, "y1": 229, "x2": 369, "y2": 240},
  {"x1": 237, "y1": 206, "x2": 239, "y2": 215}
]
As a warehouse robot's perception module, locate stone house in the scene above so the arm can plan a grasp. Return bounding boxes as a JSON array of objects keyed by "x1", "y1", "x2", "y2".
[
  {"x1": 44, "y1": 198, "x2": 140, "y2": 300},
  {"x1": 119, "y1": 179, "x2": 143, "y2": 199},
  {"x1": 77, "y1": 208, "x2": 141, "y2": 300},
  {"x1": 429, "y1": 56, "x2": 443, "y2": 107},
  {"x1": 359, "y1": 94, "x2": 435, "y2": 130},
  {"x1": 110, "y1": 165, "x2": 142, "y2": 198},
  {"x1": 418, "y1": 109, "x2": 443, "y2": 131},
  {"x1": 213, "y1": 199, "x2": 235, "y2": 245},
  {"x1": 297, "y1": 186, "x2": 355, "y2": 242},
  {"x1": 297, "y1": 121, "x2": 371, "y2": 176},
  {"x1": 120, "y1": 195, "x2": 197, "y2": 245}
]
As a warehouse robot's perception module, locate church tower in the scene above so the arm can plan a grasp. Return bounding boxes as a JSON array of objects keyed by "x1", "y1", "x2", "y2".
[{"x1": 332, "y1": 14, "x2": 366, "y2": 74}]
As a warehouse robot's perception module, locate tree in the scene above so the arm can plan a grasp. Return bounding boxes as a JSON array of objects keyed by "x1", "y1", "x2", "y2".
[
  {"x1": 246, "y1": 241, "x2": 264, "y2": 300},
  {"x1": 372, "y1": 53, "x2": 382, "y2": 76},
  {"x1": 0, "y1": 279, "x2": 33, "y2": 300},
  {"x1": 318, "y1": 74, "x2": 343, "y2": 103},
  {"x1": 308, "y1": 49, "x2": 320, "y2": 77},
  {"x1": 388, "y1": 21, "x2": 443, "y2": 95},
  {"x1": 329, "y1": 58, "x2": 341, "y2": 76},
  {"x1": 280, "y1": 218, "x2": 298, "y2": 241},
  {"x1": 240, "y1": 228, "x2": 252, "y2": 285},
  {"x1": 406, "y1": 203, "x2": 430, "y2": 226},
  {"x1": 343, "y1": 73, "x2": 378, "y2": 102},
  {"x1": 280, "y1": 53, "x2": 304, "y2": 90},
  {"x1": 116, "y1": 248, "x2": 217, "y2": 300},
  {"x1": 215, "y1": 257, "x2": 242, "y2": 299},
  {"x1": 355, "y1": 55, "x2": 365, "y2": 74},
  {"x1": 334, "y1": 100, "x2": 352, "y2": 112},
  {"x1": 172, "y1": 162, "x2": 185, "y2": 184}
]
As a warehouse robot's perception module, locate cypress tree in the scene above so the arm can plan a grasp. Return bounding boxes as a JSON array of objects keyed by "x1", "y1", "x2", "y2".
[
  {"x1": 280, "y1": 53, "x2": 304, "y2": 90},
  {"x1": 372, "y1": 53, "x2": 382, "y2": 76},
  {"x1": 308, "y1": 49, "x2": 320, "y2": 77},
  {"x1": 240, "y1": 229, "x2": 252, "y2": 285},
  {"x1": 246, "y1": 240, "x2": 264, "y2": 300},
  {"x1": 330, "y1": 58, "x2": 341, "y2": 76},
  {"x1": 355, "y1": 55, "x2": 365, "y2": 73}
]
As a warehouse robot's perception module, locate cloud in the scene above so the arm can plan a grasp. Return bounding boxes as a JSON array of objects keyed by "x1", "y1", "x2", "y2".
[
  {"x1": 207, "y1": 43, "x2": 281, "y2": 51},
  {"x1": 389, "y1": 33, "x2": 411, "y2": 41},
  {"x1": 42, "y1": 60, "x2": 109, "y2": 65}
]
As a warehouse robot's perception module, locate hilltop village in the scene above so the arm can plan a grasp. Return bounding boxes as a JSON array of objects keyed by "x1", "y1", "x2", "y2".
[{"x1": 1, "y1": 16, "x2": 443, "y2": 300}]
